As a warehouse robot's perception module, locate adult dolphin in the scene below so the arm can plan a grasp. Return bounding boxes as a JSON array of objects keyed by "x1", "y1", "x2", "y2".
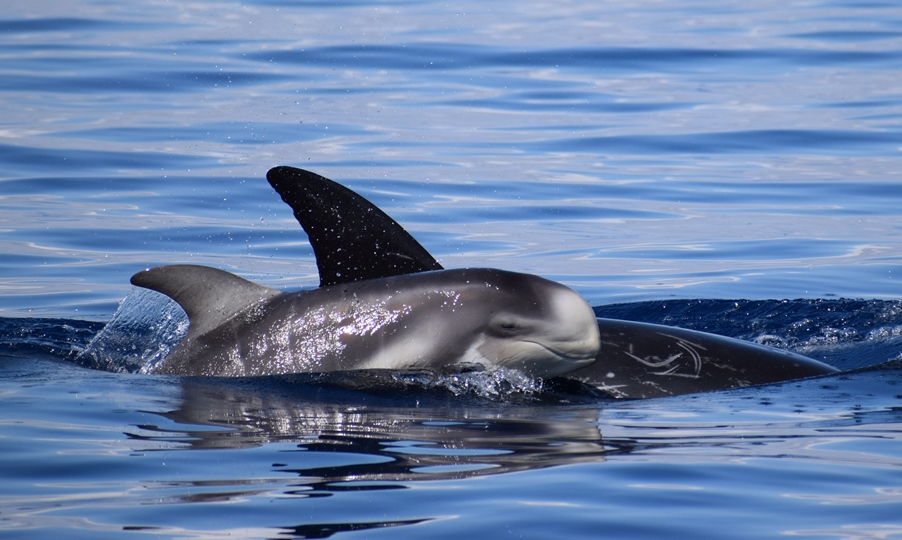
[{"x1": 261, "y1": 166, "x2": 837, "y2": 398}]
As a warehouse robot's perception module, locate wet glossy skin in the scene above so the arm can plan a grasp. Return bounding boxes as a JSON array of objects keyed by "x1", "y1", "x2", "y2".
[{"x1": 134, "y1": 266, "x2": 600, "y2": 378}]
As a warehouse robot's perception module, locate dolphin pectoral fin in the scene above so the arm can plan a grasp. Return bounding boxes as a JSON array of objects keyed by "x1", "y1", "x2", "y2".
[
  {"x1": 130, "y1": 264, "x2": 280, "y2": 339},
  {"x1": 266, "y1": 166, "x2": 443, "y2": 287},
  {"x1": 569, "y1": 318, "x2": 838, "y2": 399}
]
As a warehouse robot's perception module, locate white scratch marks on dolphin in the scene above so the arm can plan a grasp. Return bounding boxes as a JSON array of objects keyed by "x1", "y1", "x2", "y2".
[{"x1": 622, "y1": 333, "x2": 707, "y2": 379}]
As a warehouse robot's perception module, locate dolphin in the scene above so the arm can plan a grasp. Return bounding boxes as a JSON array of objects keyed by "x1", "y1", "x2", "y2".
[
  {"x1": 132, "y1": 166, "x2": 837, "y2": 396},
  {"x1": 131, "y1": 265, "x2": 600, "y2": 378}
]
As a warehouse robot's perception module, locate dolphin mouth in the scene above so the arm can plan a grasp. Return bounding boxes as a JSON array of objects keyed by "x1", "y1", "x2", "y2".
[
  {"x1": 509, "y1": 340, "x2": 598, "y2": 378},
  {"x1": 525, "y1": 340, "x2": 599, "y2": 363}
]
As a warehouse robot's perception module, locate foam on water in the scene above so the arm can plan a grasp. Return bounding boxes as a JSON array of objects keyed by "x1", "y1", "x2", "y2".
[{"x1": 393, "y1": 366, "x2": 548, "y2": 399}]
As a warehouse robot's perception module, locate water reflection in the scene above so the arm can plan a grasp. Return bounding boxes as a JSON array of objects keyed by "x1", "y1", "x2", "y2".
[
  {"x1": 278, "y1": 519, "x2": 432, "y2": 539},
  {"x1": 130, "y1": 369, "x2": 902, "y2": 476},
  {"x1": 113, "y1": 369, "x2": 902, "y2": 538},
  {"x1": 4, "y1": 358, "x2": 900, "y2": 539},
  {"x1": 134, "y1": 376, "x2": 611, "y2": 486},
  {"x1": 132, "y1": 368, "x2": 902, "y2": 488}
]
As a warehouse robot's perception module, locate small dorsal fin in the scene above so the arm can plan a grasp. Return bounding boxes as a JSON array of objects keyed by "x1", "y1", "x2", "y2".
[
  {"x1": 266, "y1": 166, "x2": 443, "y2": 287},
  {"x1": 130, "y1": 265, "x2": 280, "y2": 338}
]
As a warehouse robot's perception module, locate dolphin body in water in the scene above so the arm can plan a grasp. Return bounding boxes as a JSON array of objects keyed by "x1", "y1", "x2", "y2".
[
  {"x1": 132, "y1": 265, "x2": 600, "y2": 378},
  {"x1": 132, "y1": 166, "x2": 837, "y2": 397}
]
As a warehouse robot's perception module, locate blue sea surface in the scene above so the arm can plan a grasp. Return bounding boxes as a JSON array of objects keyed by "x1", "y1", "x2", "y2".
[{"x1": 2, "y1": 0, "x2": 902, "y2": 538}]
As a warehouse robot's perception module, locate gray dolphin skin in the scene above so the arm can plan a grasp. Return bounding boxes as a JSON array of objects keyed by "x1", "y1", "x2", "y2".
[
  {"x1": 131, "y1": 166, "x2": 838, "y2": 397},
  {"x1": 131, "y1": 264, "x2": 600, "y2": 378}
]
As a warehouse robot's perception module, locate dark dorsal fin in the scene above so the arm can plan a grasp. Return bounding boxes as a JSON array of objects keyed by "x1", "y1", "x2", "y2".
[
  {"x1": 131, "y1": 265, "x2": 280, "y2": 339},
  {"x1": 266, "y1": 166, "x2": 443, "y2": 287}
]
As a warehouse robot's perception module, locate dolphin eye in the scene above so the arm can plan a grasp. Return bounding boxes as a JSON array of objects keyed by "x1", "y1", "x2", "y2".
[{"x1": 491, "y1": 317, "x2": 524, "y2": 335}]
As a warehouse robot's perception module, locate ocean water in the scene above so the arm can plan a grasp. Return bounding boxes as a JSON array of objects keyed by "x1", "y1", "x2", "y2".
[{"x1": 2, "y1": 0, "x2": 902, "y2": 538}]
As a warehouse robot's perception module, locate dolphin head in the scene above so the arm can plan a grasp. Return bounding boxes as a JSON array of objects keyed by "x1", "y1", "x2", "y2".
[
  {"x1": 392, "y1": 269, "x2": 599, "y2": 378},
  {"x1": 466, "y1": 270, "x2": 600, "y2": 377}
]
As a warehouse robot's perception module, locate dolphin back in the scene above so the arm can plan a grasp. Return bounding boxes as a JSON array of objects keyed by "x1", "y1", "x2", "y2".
[
  {"x1": 571, "y1": 318, "x2": 839, "y2": 398},
  {"x1": 130, "y1": 265, "x2": 280, "y2": 339}
]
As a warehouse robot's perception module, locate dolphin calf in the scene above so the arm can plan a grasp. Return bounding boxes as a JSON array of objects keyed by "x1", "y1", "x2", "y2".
[
  {"x1": 132, "y1": 166, "x2": 837, "y2": 396},
  {"x1": 131, "y1": 265, "x2": 600, "y2": 378}
]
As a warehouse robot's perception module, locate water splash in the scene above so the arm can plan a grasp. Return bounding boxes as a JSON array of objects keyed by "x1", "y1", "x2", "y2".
[
  {"x1": 394, "y1": 366, "x2": 546, "y2": 398},
  {"x1": 75, "y1": 287, "x2": 188, "y2": 373}
]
